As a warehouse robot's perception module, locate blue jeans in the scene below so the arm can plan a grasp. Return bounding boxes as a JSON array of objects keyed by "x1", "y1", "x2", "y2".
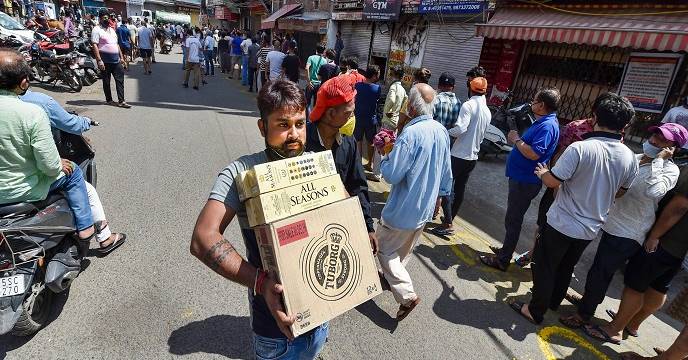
[
  {"x1": 181, "y1": 46, "x2": 187, "y2": 70},
  {"x1": 204, "y1": 50, "x2": 214, "y2": 75},
  {"x1": 254, "y1": 323, "x2": 328, "y2": 360},
  {"x1": 241, "y1": 54, "x2": 249, "y2": 85},
  {"x1": 48, "y1": 164, "x2": 93, "y2": 231}
]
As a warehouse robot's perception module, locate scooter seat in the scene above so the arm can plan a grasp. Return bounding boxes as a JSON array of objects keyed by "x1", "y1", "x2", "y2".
[{"x1": 0, "y1": 193, "x2": 64, "y2": 217}]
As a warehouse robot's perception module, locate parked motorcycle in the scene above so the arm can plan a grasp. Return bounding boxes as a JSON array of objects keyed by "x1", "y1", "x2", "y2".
[
  {"x1": 28, "y1": 42, "x2": 83, "y2": 92},
  {"x1": 72, "y1": 36, "x2": 99, "y2": 86},
  {"x1": 0, "y1": 128, "x2": 97, "y2": 336},
  {"x1": 161, "y1": 37, "x2": 173, "y2": 54},
  {"x1": 481, "y1": 90, "x2": 536, "y2": 158}
]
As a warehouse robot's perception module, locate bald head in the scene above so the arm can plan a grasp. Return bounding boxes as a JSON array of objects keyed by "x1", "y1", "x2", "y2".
[
  {"x1": 0, "y1": 49, "x2": 31, "y2": 92},
  {"x1": 408, "y1": 83, "x2": 436, "y2": 117}
]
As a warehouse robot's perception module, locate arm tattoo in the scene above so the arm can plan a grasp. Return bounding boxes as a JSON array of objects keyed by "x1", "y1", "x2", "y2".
[{"x1": 202, "y1": 238, "x2": 237, "y2": 271}]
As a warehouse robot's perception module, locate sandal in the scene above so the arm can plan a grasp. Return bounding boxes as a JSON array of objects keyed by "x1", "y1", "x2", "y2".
[
  {"x1": 479, "y1": 254, "x2": 508, "y2": 272},
  {"x1": 583, "y1": 324, "x2": 621, "y2": 345},
  {"x1": 396, "y1": 297, "x2": 421, "y2": 321},
  {"x1": 429, "y1": 226, "x2": 454, "y2": 236},
  {"x1": 559, "y1": 314, "x2": 587, "y2": 329},
  {"x1": 509, "y1": 300, "x2": 538, "y2": 324},
  {"x1": 565, "y1": 292, "x2": 583, "y2": 306},
  {"x1": 605, "y1": 309, "x2": 639, "y2": 337},
  {"x1": 489, "y1": 245, "x2": 501, "y2": 254},
  {"x1": 97, "y1": 233, "x2": 126, "y2": 257},
  {"x1": 117, "y1": 102, "x2": 131, "y2": 108}
]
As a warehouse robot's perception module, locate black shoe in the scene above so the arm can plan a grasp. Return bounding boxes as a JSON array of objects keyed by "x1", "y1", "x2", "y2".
[
  {"x1": 249, "y1": 88, "x2": 253, "y2": 92},
  {"x1": 193, "y1": 86, "x2": 199, "y2": 90},
  {"x1": 202, "y1": 80, "x2": 208, "y2": 85},
  {"x1": 182, "y1": 84, "x2": 189, "y2": 88}
]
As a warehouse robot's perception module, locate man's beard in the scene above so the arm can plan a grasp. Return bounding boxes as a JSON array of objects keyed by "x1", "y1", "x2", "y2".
[{"x1": 265, "y1": 139, "x2": 304, "y2": 160}]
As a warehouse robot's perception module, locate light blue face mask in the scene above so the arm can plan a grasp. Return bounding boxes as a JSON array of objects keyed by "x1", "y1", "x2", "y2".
[{"x1": 642, "y1": 141, "x2": 662, "y2": 158}]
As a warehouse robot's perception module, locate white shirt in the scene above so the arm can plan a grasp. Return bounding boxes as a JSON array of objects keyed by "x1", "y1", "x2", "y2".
[
  {"x1": 547, "y1": 133, "x2": 639, "y2": 240},
  {"x1": 662, "y1": 106, "x2": 688, "y2": 149},
  {"x1": 240, "y1": 38, "x2": 252, "y2": 55},
  {"x1": 203, "y1": 35, "x2": 215, "y2": 50},
  {"x1": 185, "y1": 36, "x2": 202, "y2": 63},
  {"x1": 603, "y1": 155, "x2": 680, "y2": 243},
  {"x1": 448, "y1": 95, "x2": 492, "y2": 160},
  {"x1": 266, "y1": 50, "x2": 286, "y2": 80},
  {"x1": 137, "y1": 26, "x2": 153, "y2": 49}
]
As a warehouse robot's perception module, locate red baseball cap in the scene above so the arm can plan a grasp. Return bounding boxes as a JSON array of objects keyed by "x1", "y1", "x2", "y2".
[
  {"x1": 649, "y1": 123, "x2": 688, "y2": 148},
  {"x1": 310, "y1": 75, "x2": 356, "y2": 122}
]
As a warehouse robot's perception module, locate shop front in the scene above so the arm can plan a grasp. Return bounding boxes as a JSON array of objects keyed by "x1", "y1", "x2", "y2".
[
  {"x1": 176, "y1": 2, "x2": 200, "y2": 26},
  {"x1": 475, "y1": 3, "x2": 688, "y2": 139},
  {"x1": 278, "y1": 11, "x2": 329, "y2": 60}
]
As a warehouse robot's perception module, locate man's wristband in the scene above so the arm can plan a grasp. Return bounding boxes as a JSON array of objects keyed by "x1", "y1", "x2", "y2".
[{"x1": 254, "y1": 270, "x2": 268, "y2": 296}]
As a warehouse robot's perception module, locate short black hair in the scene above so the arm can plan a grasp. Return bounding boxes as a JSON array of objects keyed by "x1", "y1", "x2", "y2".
[
  {"x1": 346, "y1": 56, "x2": 358, "y2": 70},
  {"x1": 591, "y1": 92, "x2": 614, "y2": 112},
  {"x1": 0, "y1": 50, "x2": 31, "y2": 91},
  {"x1": 594, "y1": 93, "x2": 635, "y2": 131},
  {"x1": 466, "y1": 66, "x2": 486, "y2": 79},
  {"x1": 316, "y1": 45, "x2": 325, "y2": 54},
  {"x1": 390, "y1": 65, "x2": 404, "y2": 79},
  {"x1": 324, "y1": 48, "x2": 336, "y2": 60},
  {"x1": 98, "y1": 9, "x2": 108, "y2": 18},
  {"x1": 535, "y1": 86, "x2": 561, "y2": 113},
  {"x1": 257, "y1": 80, "x2": 306, "y2": 122},
  {"x1": 364, "y1": 65, "x2": 380, "y2": 80}
]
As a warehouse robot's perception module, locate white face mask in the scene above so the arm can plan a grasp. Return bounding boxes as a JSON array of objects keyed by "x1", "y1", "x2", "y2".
[{"x1": 642, "y1": 141, "x2": 662, "y2": 158}]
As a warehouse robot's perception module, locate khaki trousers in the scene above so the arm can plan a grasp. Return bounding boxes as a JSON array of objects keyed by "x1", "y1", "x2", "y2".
[
  {"x1": 376, "y1": 220, "x2": 424, "y2": 305},
  {"x1": 183, "y1": 62, "x2": 201, "y2": 88}
]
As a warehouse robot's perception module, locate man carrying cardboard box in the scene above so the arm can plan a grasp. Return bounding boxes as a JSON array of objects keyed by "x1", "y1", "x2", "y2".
[
  {"x1": 190, "y1": 80, "x2": 329, "y2": 358},
  {"x1": 377, "y1": 83, "x2": 453, "y2": 321},
  {"x1": 306, "y1": 75, "x2": 378, "y2": 254}
]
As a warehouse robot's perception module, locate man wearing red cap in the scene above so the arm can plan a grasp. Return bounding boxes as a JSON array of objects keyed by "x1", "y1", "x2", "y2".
[
  {"x1": 583, "y1": 123, "x2": 688, "y2": 345},
  {"x1": 306, "y1": 75, "x2": 378, "y2": 253},
  {"x1": 558, "y1": 122, "x2": 684, "y2": 330}
]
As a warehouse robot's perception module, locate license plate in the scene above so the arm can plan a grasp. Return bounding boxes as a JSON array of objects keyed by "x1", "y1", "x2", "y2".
[{"x1": 0, "y1": 275, "x2": 25, "y2": 298}]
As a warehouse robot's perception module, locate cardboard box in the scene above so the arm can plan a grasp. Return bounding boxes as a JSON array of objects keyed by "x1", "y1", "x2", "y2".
[
  {"x1": 255, "y1": 197, "x2": 382, "y2": 337},
  {"x1": 245, "y1": 174, "x2": 348, "y2": 227},
  {"x1": 237, "y1": 151, "x2": 338, "y2": 201}
]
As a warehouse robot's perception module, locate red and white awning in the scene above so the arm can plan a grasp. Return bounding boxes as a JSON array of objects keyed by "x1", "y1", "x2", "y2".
[
  {"x1": 260, "y1": 3, "x2": 302, "y2": 30},
  {"x1": 476, "y1": 8, "x2": 688, "y2": 52}
]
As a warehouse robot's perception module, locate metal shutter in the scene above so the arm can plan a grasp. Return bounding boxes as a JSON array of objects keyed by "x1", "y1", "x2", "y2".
[
  {"x1": 340, "y1": 21, "x2": 372, "y2": 66},
  {"x1": 371, "y1": 25, "x2": 391, "y2": 57},
  {"x1": 423, "y1": 20, "x2": 484, "y2": 101}
]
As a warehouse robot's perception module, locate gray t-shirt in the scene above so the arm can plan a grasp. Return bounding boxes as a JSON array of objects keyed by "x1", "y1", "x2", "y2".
[
  {"x1": 209, "y1": 151, "x2": 268, "y2": 229},
  {"x1": 547, "y1": 132, "x2": 639, "y2": 240}
]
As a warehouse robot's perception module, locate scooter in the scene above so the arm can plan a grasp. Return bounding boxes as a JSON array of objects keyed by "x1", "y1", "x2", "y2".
[
  {"x1": 481, "y1": 91, "x2": 536, "y2": 158},
  {"x1": 160, "y1": 37, "x2": 172, "y2": 54},
  {"x1": 0, "y1": 128, "x2": 97, "y2": 336}
]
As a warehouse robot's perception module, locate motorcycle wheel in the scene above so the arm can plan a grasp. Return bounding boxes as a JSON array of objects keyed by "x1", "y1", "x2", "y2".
[
  {"x1": 11, "y1": 281, "x2": 54, "y2": 336},
  {"x1": 64, "y1": 69, "x2": 83, "y2": 92},
  {"x1": 85, "y1": 68, "x2": 99, "y2": 86}
]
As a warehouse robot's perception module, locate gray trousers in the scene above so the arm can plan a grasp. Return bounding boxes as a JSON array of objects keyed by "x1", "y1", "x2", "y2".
[{"x1": 497, "y1": 179, "x2": 542, "y2": 265}]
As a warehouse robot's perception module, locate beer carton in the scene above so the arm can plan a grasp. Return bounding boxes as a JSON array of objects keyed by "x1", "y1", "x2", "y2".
[
  {"x1": 255, "y1": 197, "x2": 382, "y2": 337},
  {"x1": 245, "y1": 174, "x2": 348, "y2": 227},
  {"x1": 237, "y1": 151, "x2": 337, "y2": 201}
]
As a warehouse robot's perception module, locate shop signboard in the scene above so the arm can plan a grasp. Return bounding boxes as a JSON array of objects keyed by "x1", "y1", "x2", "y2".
[
  {"x1": 418, "y1": 0, "x2": 485, "y2": 14},
  {"x1": 618, "y1": 52, "x2": 684, "y2": 114},
  {"x1": 362, "y1": 0, "x2": 402, "y2": 21}
]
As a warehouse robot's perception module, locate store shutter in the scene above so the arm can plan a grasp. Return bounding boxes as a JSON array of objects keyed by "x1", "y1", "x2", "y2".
[
  {"x1": 371, "y1": 25, "x2": 391, "y2": 58},
  {"x1": 423, "y1": 20, "x2": 484, "y2": 101},
  {"x1": 340, "y1": 21, "x2": 372, "y2": 67}
]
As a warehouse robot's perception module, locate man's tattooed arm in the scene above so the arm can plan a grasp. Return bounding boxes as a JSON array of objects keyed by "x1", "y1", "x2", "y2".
[{"x1": 202, "y1": 238, "x2": 236, "y2": 271}]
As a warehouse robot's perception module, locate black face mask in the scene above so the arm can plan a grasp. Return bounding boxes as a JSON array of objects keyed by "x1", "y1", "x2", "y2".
[{"x1": 100, "y1": 19, "x2": 109, "y2": 27}]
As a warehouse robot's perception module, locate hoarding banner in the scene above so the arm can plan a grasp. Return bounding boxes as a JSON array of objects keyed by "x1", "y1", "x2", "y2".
[
  {"x1": 362, "y1": 0, "x2": 402, "y2": 21},
  {"x1": 618, "y1": 53, "x2": 684, "y2": 113},
  {"x1": 418, "y1": 0, "x2": 485, "y2": 14}
]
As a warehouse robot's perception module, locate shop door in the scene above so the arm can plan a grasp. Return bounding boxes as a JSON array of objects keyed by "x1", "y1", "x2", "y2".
[{"x1": 340, "y1": 21, "x2": 372, "y2": 67}]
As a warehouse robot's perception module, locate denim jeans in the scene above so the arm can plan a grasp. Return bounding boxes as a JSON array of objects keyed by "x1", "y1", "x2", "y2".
[
  {"x1": 48, "y1": 164, "x2": 94, "y2": 231},
  {"x1": 204, "y1": 50, "x2": 214, "y2": 75},
  {"x1": 254, "y1": 323, "x2": 328, "y2": 360},
  {"x1": 241, "y1": 54, "x2": 249, "y2": 85},
  {"x1": 181, "y1": 46, "x2": 187, "y2": 70}
]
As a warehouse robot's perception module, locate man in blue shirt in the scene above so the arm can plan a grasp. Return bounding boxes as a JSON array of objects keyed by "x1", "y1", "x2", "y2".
[
  {"x1": 353, "y1": 65, "x2": 381, "y2": 174},
  {"x1": 230, "y1": 31, "x2": 243, "y2": 80},
  {"x1": 115, "y1": 20, "x2": 131, "y2": 68},
  {"x1": 377, "y1": 83, "x2": 452, "y2": 321},
  {"x1": 481, "y1": 87, "x2": 561, "y2": 271}
]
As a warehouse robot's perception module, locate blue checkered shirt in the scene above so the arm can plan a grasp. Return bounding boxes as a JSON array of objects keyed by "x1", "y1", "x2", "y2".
[{"x1": 433, "y1": 92, "x2": 461, "y2": 129}]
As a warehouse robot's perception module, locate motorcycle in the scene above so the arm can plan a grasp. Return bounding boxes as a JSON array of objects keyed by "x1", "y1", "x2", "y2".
[
  {"x1": 28, "y1": 41, "x2": 83, "y2": 92},
  {"x1": 160, "y1": 37, "x2": 172, "y2": 54},
  {"x1": 481, "y1": 90, "x2": 536, "y2": 158},
  {"x1": 72, "y1": 36, "x2": 99, "y2": 86},
  {"x1": 0, "y1": 128, "x2": 97, "y2": 336}
]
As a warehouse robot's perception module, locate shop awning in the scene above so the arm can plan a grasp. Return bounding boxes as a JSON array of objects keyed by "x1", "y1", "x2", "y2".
[
  {"x1": 260, "y1": 3, "x2": 302, "y2": 30},
  {"x1": 476, "y1": 7, "x2": 688, "y2": 52}
]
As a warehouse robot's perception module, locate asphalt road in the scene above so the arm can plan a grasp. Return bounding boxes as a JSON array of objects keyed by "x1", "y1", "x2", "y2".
[{"x1": 1, "y1": 49, "x2": 684, "y2": 360}]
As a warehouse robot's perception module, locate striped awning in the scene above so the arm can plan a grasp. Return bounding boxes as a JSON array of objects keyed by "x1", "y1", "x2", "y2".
[{"x1": 476, "y1": 8, "x2": 688, "y2": 52}]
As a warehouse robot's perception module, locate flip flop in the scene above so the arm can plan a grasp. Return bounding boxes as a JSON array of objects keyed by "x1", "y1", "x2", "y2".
[
  {"x1": 583, "y1": 324, "x2": 621, "y2": 345},
  {"x1": 396, "y1": 297, "x2": 421, "y2": 321},
  {"x1": 489, "y1": 245, "x2": 501, "y2": 254},
  {"x1": 429, "y1": 227, "x2": 454, "y2": 236},
  {"x1": 509, "y1": 300, "x2": 538, "y2": 324},
  {"x1": 559, "y1": 314, "x2": 587, "y2": 329},
  {"x1": 565, "y1": 292, "x2": 582, "y2": 306},
  {"x1": 605, "y1": 309, "x2": 639, "y2": 337},
  {"x1": 97, "y1": 233, "x2": 126, "y2": 257},
  {"x1": 480, "y1": 254, "x2": 508, "y2": 272}
]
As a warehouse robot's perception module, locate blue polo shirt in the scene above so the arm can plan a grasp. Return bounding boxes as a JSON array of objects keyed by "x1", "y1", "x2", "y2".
[{"x1": 505, "y1": 112, "x2": 560, "y2": 184}]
